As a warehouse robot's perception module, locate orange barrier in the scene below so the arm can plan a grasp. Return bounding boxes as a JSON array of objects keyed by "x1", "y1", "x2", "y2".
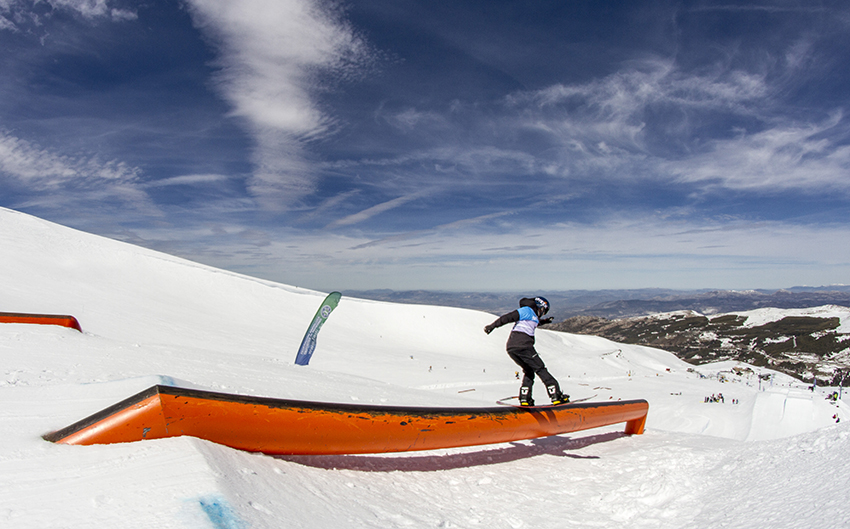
[
  {"x1": 0, "y1": 312, "x2": 82, "y2": 332},
  {"x1": 44, "y1": 386, "x2": 648, "y2": 455}
]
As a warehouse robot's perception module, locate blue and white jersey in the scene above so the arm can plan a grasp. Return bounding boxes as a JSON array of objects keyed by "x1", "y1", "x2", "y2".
[{"x1": 511, "y1": 306, "x2": 539, "y2": 337}]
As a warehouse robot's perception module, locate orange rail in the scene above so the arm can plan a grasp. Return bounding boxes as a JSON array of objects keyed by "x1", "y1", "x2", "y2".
[
  {"x1": 0, "y1": 312, "x2": 82, "y2": 332},
  {"x1": 45, "y1": 385, "x2": 648, "y2": 455}
]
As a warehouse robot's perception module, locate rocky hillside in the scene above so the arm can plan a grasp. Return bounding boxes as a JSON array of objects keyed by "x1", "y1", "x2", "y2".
[{"x1": 549, "y1": 306, "x2": 850, "y2": 385}]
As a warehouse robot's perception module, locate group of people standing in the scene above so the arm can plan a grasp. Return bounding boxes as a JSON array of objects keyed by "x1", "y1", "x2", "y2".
[{"x1": 704, "y1": 393, "x2": 740, "y2": 404}]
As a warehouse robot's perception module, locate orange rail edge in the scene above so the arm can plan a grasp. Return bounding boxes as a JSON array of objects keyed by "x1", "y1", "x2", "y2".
[
  {"x1": 0, "y1": 312, "x2": 82, "y2": 332},
  {"x1": 44, "y1": 386, "x2": 648, "y2": 455}
]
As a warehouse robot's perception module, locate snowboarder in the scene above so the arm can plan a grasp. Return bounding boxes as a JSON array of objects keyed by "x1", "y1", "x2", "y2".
[{"x1": 484, "y1": 296, "x2": 569, "y2": 406}]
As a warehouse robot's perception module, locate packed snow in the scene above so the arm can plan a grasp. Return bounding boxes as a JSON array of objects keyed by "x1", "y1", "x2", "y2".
[{"x1": 1, "y1": 206, "x2": 848, "y2": 528}]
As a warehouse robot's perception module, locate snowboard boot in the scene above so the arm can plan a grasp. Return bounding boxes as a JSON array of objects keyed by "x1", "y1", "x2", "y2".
[
  {"x1": 519, "y1": 386, "x2": 534, "y2": 406},
  {"x1": 548, "y1": 384, "x2": 570, "y2": 405},
  {"x1": 552, "y1": 393, "x2": 570, "y2": 405}
]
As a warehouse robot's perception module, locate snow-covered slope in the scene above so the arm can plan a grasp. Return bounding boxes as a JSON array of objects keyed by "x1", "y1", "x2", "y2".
[
  {"x1": 734, "y1": 304, "x2": 850, "y2": 333},
  {"x1": 1, "y1": 207, "x2": 848, "y2": 528}
]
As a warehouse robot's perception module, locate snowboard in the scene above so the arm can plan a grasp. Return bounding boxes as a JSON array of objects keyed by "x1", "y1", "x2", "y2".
[{"x1": 496, "y1": 394, "x2": 597, "y2": 408}]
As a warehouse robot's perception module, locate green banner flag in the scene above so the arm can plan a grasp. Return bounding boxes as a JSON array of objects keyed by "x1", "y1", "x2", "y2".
[{"x1": 294, "y1": 292, "x2": 341, "y2": 366}]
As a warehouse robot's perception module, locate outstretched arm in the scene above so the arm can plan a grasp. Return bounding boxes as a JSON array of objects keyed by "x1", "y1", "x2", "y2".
[{"x1": 484, "y1": 310, "x2": 520, "y2": 334}]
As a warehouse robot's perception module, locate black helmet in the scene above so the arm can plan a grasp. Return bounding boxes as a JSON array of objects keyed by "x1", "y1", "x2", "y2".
[{"x1": 534, "y1": 296, "x2": 549, "y2": 316}]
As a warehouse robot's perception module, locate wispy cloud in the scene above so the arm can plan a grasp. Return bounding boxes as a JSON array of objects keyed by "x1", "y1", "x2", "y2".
[
  {"x1": 141, "y1": 173, "x2": 231, "y2": 188},
  {"x1": 0, "y1": 130, "x2": 140, "y2": 185},
  {"x1": 380, "y1": 106, "x2": 451, "y2": 132},
  {"x1": 501, "y1": 57, "x2": 850, "y2": 195},
  {"x1": 184, "y1": 0, "x2": 374, "y2": 211},
  {"x1": 326, "y1": 190, "x2": 429, "y2": 229},
  {"x1": 510, "y1": 58, "x2": 769, "y2": 154},
  {"x1": 348, "y1": 211, "x2": 512, "y2": 250},
  {"x1": 0, "y1": 0, "x2": 136, "y2": 31},
  {"x1": 0, "y1": 130, "x2": 157, "y2": 214},
  {"x1": 49, "y1": 0, "x2": 136, "y2": 21},
  {"x1": 318, "y1": 56, "x2": 801, "y2": 204},
  {"x1": 295, "y1": 189, "x2": 360, "y2": 225},
  {"x1": 668, "y1": 112, "x2": 850, "y2": 192},
  {"x1": 688, "y1": 5, "x2": 828, "y2": 15}
]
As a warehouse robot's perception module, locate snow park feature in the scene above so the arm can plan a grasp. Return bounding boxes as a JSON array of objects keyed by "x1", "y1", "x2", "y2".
[
  {"x1": 44, "y1": 385, "x2": 647, "y2": 455},
  {"x1": 1, "y1": 205, "x2": 849, "y2": 528},
  {"x1": 0, "y1": 312, "x2": 81, "y2": 332}
]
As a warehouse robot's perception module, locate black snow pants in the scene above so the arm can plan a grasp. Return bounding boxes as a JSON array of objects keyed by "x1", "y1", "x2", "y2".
[{"x1": 507, "y1": 345, "x2": 561, "y2": 402}]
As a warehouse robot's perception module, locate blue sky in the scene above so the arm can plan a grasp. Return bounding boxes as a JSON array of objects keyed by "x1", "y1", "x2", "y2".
[{"x1": 1, "y1": 0, "x2": 849, "y2": 292}]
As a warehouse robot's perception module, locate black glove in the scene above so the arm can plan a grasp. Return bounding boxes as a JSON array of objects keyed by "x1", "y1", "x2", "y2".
[
  {"x1": 539, "y1": 317, "x2": 554, "y2": 325},
  {"x1": 484, "y1": 324, "x2": 495, "y2": 334}
]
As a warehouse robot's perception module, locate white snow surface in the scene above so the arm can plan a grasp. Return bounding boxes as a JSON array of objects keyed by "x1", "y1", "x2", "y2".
[
  {"x1": 734, "y1": 305, "x2": 850, "y2": 333},
  {"x1": 1, "y1": 206, "x2": 849, "y2": 528}
]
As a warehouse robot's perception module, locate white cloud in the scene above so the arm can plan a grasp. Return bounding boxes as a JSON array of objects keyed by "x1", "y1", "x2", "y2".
[
  {"x1": 0, "y1": 131, "x2": 140, "y2": 185},
  {"x1": 669, "y1": 113, "x2": 850, "y2": 192},
  {"x1": 0, "y1": 130, "x2": 157, "y2": 214},
  {"x1": 499, "y1": 58, "x2": 850, "y2": 195},
  {"x1": 0, "y1": 2, "x2": 15, "y2": 31},
  {"x1": 326, "y1": 190, "x2": 429, "y2": 229},
  {"x1": 321, "y1": 145, "x2": 549, "y2": 183},
  {"x1": 48, "y1": 0, "x2": 110, "y2": 18},
  {"x1": 326, "y1": 58, "x2": 787, "y2": 198},
  {"x1": 47, "y1": 0, "x2": 136, "y2": 20},
  {"x1": 295, "y1": 189, "x2": 360, "y2": 225},
  {"x1": 512, "y1": 59, "x2": 768, "y2": 150},
  {"x1": 0, "y1": 0, "x2": 136, "y2": 31},
  {"x1": 184, "y1": 0, "x2": 372, "y2": 210},
  {"x1": 383, "y1": 107, "x2": 449, "y2": 132},
  {"x1": 141, "y1": 173, "x2": 231, "y2": 188}
]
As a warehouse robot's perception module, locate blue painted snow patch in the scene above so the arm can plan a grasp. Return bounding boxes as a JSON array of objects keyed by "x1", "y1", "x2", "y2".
[
  {"x1": 198, "y1": 497, "x2": 242, "y2": 529},
  {"x1": 157, "y1": 375, "x2": 177, "y2": 387}
]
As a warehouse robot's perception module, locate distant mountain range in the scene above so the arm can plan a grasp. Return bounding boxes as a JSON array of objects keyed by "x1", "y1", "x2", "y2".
[{"x1": 345, "y1": 286, "x2": 850, "y2": 321}]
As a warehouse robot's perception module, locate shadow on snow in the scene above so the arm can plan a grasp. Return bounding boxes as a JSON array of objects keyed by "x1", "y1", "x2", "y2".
[{"x1": 275, "y1": 431, "x2": 626, "y2": 472}]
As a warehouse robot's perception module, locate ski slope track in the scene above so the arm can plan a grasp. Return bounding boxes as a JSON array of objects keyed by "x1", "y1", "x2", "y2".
[{"x1": 1, "y1": 206, "x2": 849, "y2": 528}]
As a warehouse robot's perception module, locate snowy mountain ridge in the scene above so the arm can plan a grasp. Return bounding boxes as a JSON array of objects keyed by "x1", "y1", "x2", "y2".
[
  {"x1": 553, "y1": 305, "x2": 850, "y2": 385},
  {"x1": 1, "y1": 206, "x2": 848, "y2": 528}
]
